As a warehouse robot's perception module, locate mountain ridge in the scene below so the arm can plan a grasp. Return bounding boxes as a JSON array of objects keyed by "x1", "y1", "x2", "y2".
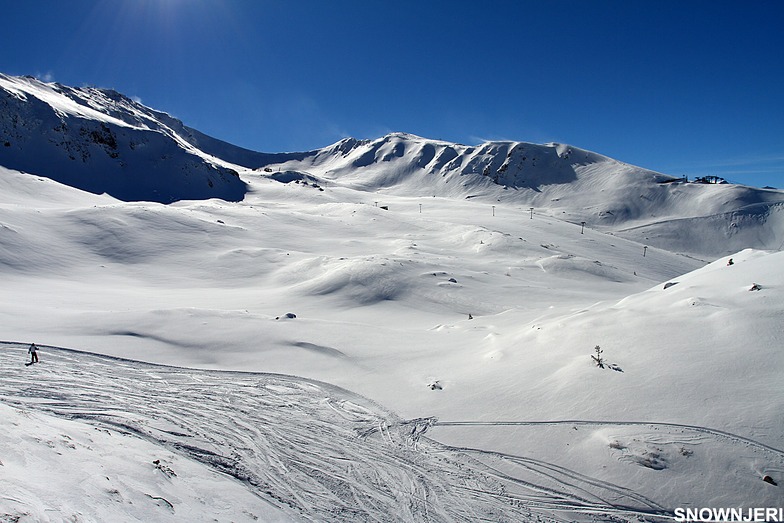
[
  {"x1": 0, "y1": 73, "x2": 251, "y2": 203},
  {"x1": 1, "y1": 73, "x2": 783, "y2": 256},
  {"x1": 260, "y1": 132, "x2": 784, "y2": 256}
]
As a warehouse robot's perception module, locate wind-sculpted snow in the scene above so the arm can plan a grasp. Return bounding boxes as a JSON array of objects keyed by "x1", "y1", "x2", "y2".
[{"x1": 617, "y1": 200, "x2": 784, "y2": 257}]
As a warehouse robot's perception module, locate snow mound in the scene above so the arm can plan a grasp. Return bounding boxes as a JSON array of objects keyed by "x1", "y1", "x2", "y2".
[
  {"x1": 537, "y1": 254, "x2": 633, "y2": 282},
  {"x1": 278, "y1": 255, "x2": 413, "y2": 304},
  {"x1": 508, "y1": 248, "x2": 784, "y2": 439},
  {"x1": 617, "y1": 199, "x2": 784, "y2": 257}
]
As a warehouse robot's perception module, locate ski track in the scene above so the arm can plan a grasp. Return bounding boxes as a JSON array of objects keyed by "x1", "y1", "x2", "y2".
[
  {"x1": 434, "y1": 420, "x2": 784, "y2": 458},
  {"x1": 1, "y1": 343, "x2": 679, "y2": 522}
]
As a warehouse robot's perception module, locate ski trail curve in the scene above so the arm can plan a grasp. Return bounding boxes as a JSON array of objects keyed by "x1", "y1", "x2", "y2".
[
  {"x1": 434, "y1": 420, "x2": 784, "y2": 458},
  {"x1": 1, "y1": 343, "x2": 675, "y2": 522}
]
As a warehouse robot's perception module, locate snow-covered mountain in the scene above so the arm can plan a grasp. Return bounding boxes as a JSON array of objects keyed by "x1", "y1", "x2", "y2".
[
  {"x1": 1, "y1": 74, "x2": 783, "y2": 521},
  {"x1": 3, "y1": 73, "x2": 783, "y2": 256},
  {"x1": 0, "y1": 73, "x2": 259, "y2": 203},
  {"x1": 258, "y1": 132, "x2": 784, "y2": 258}
]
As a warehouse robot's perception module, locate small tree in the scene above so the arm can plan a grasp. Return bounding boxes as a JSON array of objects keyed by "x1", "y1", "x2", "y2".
[{"x1": 591, "y1": 345, "x2": 605, "y2": 368}]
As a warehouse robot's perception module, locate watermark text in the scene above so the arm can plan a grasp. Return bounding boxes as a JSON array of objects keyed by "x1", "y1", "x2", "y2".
[{"x1": 675, "y1": 508, "x2": 784, "y2": 522}]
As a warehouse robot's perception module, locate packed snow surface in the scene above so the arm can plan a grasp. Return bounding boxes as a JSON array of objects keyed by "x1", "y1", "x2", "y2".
[{"x1": 1, "y1": 75, "x2": 783, "y2": 521}]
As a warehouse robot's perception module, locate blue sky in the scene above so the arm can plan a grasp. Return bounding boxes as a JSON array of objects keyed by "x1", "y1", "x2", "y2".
[{"x1": 2, "y1": 0, "x2": 783, "y2": 188}]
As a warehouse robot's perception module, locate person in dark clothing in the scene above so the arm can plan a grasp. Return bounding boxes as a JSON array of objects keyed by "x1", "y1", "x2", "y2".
[{"x1": 28, "y1": 343, "x2": 39, "y2": 364}]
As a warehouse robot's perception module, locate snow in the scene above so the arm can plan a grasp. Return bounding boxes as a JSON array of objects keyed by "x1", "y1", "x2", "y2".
[
  {"x1": 0, "y1": 73, "x2": 250, "y2": 203},
  {"x1": 1, "y1": 74, "x2": 783, "y2": 521},
  {"x1": 0, "y1": 401, "x2": 294, "y2": 522},
  {"x1": 0, "y1": 75, "x2": 136, "y2": 129}
]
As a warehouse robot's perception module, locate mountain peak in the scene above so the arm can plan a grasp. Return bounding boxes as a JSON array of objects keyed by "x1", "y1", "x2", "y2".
[
  {"x1": 0, "y1": 73, "x2": 248, "y2": 203},
  {"x1": 2, "y1": 73, "x2": 783, "y2": 257},
  {"x1": 380, "y1": 131, "x2": 430, "y2": 142}
]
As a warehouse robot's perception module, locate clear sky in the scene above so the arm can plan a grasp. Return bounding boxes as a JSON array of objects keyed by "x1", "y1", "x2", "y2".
[{"x1": 2, "y1": 0, "x2": 783, "y2": 188}]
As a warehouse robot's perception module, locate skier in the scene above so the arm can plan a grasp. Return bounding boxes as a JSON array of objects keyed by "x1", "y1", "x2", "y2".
[{"x1": 27, "y1": 343, "x2": 39, "y2": 365}]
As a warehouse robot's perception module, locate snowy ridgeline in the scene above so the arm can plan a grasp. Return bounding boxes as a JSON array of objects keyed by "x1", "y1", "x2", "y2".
[
  {"x1": 263, "y1": 133, "x2": 784, "y2": 258},
  {"x1": 2, "y1": 73, "x2": 784, "y2": 256},
  {"x1": 0, "y1": 73, "x2": 253, "y2": 203}
]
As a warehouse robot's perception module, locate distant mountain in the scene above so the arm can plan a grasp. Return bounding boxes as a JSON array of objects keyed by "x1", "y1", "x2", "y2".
[
  {"x1": 1, "y1": 74, "x2": 782, "y2": 256},
  {"x1": 260, "y1": 132, "x2": 784, "y2": 257}
]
